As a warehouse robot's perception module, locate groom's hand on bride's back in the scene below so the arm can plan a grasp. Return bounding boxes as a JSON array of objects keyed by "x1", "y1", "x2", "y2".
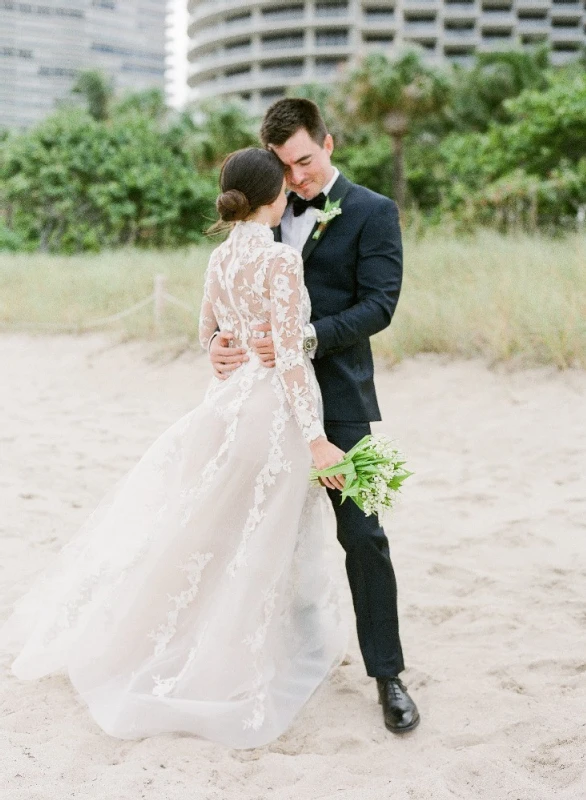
[
  {"x1": 209, "y1": 331, "x2": 249, "y2": 380},
  {"x1": 251, "y1": 323, "x2": 276, "y2": 369}
]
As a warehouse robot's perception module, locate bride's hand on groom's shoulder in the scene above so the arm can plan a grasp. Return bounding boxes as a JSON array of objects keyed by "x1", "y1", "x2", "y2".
[
  {"x1": 251, "y1": 323, "x2": 276, "y2": 369},
  {"x1": 209, "y1": 331, "x2": 248, "y2": 380}
]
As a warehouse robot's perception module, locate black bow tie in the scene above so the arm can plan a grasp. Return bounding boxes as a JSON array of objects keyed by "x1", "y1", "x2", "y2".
[{"x1": 290, "y1": 192, "x2": 327, "y2": 217}]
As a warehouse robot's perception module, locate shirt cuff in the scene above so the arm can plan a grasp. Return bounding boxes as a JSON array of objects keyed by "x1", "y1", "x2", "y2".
[{"x1": 207, "y1": 330, "x2": 220, "y2": 352}]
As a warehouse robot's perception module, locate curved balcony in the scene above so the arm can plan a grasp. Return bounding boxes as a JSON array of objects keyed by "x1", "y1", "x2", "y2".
[
  {"x1": 188, "y1": 18, "x2": 355, "y2": 63},
  {"x1": 189, "y1": 15, "x2": 352, "y2": 47},
  {"x1": 186, "y1": 0, "x2": 586, "y2": 103},
  {"x1": 443, "y1": 27, "x2": 480, "y2": 44},
  {"x1": 550, "y1": 25, "x2": 584, "y2": 42},
  {"x1": 190, "y1": 66, "x2": 339, "y2": 98},
  {"x1": 189, "y1": 0, "x2": 262, "y2": 25},
  {"x1": 188, "y1": 4, "x2": 356, "y2": 39},
  {"x1": 189, "y1": 42, "x2": 355, "y2": 84},
  {"x1": 361, "y1": 20, "x2": 397, "y2": 33},
  {"x1": 443, "y1": 5, "x2": 479, "y2": 19}
]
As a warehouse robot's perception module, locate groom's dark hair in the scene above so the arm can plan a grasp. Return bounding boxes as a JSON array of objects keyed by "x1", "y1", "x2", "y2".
[{"x1": 260, "y1": 98, "x2": 328, "y2": 148}]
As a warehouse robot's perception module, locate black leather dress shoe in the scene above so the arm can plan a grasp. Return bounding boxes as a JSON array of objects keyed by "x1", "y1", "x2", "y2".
[{"x1": 376, "y1": 677, "x2": 420, "y2": 733}]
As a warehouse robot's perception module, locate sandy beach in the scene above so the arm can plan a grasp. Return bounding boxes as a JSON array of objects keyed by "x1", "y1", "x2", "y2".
[{"x1": 0, "y1": 333, "x2": 585, "y2": 800}]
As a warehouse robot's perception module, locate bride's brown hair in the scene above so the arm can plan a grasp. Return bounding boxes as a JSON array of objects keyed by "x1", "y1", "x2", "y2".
[{"x1": 207, "y1": 147, "x2": 285, "y2": 234}]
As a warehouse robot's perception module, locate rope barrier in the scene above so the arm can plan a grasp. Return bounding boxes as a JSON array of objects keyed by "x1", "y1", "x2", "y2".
[
  {"x1": 0, "y1": 294, "x2": 155, "y2": 332},
  {"x1": 0, "y1": 275, "x2": 197, "y2": 333},
  {"x1": 162, "y1": 292, "x2": 196, "y2": 315}
]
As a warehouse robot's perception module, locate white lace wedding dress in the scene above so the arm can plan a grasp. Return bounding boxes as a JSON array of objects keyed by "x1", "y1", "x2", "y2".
[{"x1": 2, "y1": 221, "x2": 346, "y2": 748}]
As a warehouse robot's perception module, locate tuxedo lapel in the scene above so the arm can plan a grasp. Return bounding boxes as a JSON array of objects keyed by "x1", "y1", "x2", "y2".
[
  {"x1": 301, "y1": 173, "x2": 353, "y2": 263},
  {"x1": 272, "y1": 225, "x2": 282, "y2": 243}
]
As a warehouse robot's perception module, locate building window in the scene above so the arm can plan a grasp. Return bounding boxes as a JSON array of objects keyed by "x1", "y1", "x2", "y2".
[
  {"x1": 316, "y1": 29, "x2": 349, "y2": 46},
  {"x1": 0, "y1": 46, "x2": 33, "y2": 59},
  {"x1": 260, "y1": 89, "x2": 285, "y2": 108},
  {"x1": 121, "y1": 65, "x2": 165, "y2": 75},
  {"x1": 551, "y1": 19, "x2": 580, "y2": 26},
  {"x1": 444, "y1": 46, "x2": 475, "y2": 55},
  {"x1": 315, "y1": 56, "x2": 347, "y2": 74},
  {"x1": 482, "y1": 29, "x2": 512, "y2": 37},
  {"x1": 38, "y1": 66, "x2": 77, "y2": 77},
  {"x1": 260, "y1": 88, "x2": 286, "y2": 103},
  {"x1": 0, "y1": 3, "x2": 85, "y2": 16},
  {"x1": 261, "y1": 4, "x2": 304, "y2": 20},
  {"x1": 517, "y1": 11, "x2": 547, "y2": 19},
  {"x1": 261, "y1": 60, "x2": 304, "y2": 78},
  {"x1": 226, "y1": 12, "x2": 251, "y2": 27},
  {"x1": 225, "y1": 66, "x2": 251, "y2": 78},
  {"x1": 363, "y1": 33, "x2": 394, "y2": 43},
  {"x1": 91, "y1": 43, "x2": 163, "y2": 61},
  {"x1": 225, "y1": 39, "x2": 252, "y2": 53},
  {"x1": 521, "y1": 34, "x2": 548, "y2": 43},
  {"x1": 445, "y1": 21, "x2": 475, "y2": 29},
  {"x1": 262, "y1": 32, "x2": 304, "y2": 50},
  {"x1": 315, "y1": 1, "x2": 349, "y2": 17},
  {"x1": 404, "y1": 13, "x2": 437, "y2": 22},
  {"x1": 364, "y1": 7, "x2": 395, "y2": 22}
]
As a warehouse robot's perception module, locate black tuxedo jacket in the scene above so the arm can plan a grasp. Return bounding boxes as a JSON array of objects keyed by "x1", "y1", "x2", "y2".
[{"x1": 273, "y1": 172, "x2": 402, "y2": 423}]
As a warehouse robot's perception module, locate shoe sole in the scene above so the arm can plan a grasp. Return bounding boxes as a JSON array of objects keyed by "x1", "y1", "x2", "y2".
[
  {"x1": 384, "y1": 713, "x2": 420, "y2": 734},
  {"x1": 377, "y1": 688, "x2": 421, "y2": 734}
]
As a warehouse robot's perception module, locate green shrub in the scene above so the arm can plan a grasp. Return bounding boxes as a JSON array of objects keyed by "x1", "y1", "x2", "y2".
[{"x1": 0, "y1": 109, "x2": 217, "y2": 253}]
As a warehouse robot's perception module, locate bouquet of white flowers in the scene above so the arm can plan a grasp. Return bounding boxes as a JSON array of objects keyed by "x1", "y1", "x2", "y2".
[{"x1": 310, "y1": 434, "x2": 412, "y2": 518}]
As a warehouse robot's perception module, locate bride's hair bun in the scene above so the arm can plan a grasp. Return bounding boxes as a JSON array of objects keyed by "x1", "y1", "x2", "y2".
[
  {"x1": 216, "y1": 189, "x2": 251, "y2": 222},
  {"x1": 206, "y1": 148, "x2": 285, "y2": 235}
]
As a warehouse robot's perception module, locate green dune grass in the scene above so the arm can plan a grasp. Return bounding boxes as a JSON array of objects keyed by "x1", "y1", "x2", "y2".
[{"x1": 1, "y1": 231, "x2": 584, "y2": 368}]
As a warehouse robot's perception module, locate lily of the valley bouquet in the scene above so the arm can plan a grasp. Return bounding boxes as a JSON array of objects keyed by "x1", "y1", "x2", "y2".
[{"x1": 310, "y1": 434, "x2": 412, "y2": 518}]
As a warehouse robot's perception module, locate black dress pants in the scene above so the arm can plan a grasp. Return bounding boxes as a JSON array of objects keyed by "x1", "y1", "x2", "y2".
[{"x1": 324, "y1": 421, "x2": 405, "y2": 678}]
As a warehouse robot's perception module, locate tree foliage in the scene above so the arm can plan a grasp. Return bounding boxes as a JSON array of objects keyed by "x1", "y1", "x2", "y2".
[
  {"x1": 324, "y1": 50, "x2": 584, "y2": 228},
  {"x1": 190, "y1": 100, "x2": 258, "y2": 169},
  {"x1": 446, "y1": 47, "x2": 550, "y2": 132},
  {"x1": 1, "y1": 108, "x2": 216, "y2": 252},
  {"x1": 339, "y1": 50, "x2": 451, "y2": 208},
  {"x1": 71, "y1": 69, "x2": 114, "y2": 122},
  {"x1": 437, "y1": 70, "x2": 586, "y2": 227},
  {"x1": 1, "y1": 54, "x2": 585, "y2": 253}
]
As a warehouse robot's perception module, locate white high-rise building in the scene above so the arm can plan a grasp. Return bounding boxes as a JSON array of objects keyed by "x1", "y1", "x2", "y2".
[
  {"x1": 187, "y1": 0, "x2": 585, "y2": 114},
  {"x1": 0, "y1": 1, "x2": 167, "y2": 129},
  {"x1": 166, "y1": 0, "x2": 188, "y2": 108}
]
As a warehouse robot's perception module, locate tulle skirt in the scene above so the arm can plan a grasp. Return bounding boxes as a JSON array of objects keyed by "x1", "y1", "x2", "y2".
[{"x1": 1, "y1": 357, "x2": 347, "y2": 748}]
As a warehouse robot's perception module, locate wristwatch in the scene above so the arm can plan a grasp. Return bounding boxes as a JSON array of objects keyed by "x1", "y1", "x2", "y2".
[{"x1": 303, "y1": 324, "x2": 318, "y2": 357}]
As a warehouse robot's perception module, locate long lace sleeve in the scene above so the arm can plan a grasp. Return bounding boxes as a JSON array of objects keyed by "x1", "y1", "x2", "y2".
[
  {"x1": 198, "y1": 260, "x2": 218, "y2": 350},
  {"x1": 269, "y1": 248, "x2": 325, "y2": 444}
]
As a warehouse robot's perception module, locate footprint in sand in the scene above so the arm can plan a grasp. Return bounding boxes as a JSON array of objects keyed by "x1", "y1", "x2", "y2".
[{"x1": 526, "y1": 734, "x2": 586, "y2": 790}]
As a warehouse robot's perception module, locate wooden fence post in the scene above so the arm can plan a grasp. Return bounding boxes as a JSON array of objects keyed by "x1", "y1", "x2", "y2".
[{"x1": 154, "y1": 274, "x2": 166, "y2": 334}]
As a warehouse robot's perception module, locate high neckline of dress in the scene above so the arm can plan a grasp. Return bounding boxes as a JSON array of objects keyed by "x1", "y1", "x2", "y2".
[{"x1": 234, "y1": 220, "x2": 274, "y2": 242}]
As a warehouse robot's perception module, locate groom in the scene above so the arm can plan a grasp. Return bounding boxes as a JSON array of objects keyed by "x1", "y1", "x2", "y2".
[{"x1": 209, "y1": 98, "x2": 419, "y2": 733}]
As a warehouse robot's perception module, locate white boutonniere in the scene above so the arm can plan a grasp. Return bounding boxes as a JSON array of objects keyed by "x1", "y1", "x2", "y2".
[{"x1": 313, "y1": 198, "x2": 342, "y2": 240}]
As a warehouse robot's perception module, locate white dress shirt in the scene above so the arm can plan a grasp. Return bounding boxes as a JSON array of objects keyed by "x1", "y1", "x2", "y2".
[
  {"x1": 280, "y1": 167, "x2": 340, "y2": 253},
  {"x1": 280, "y1": 168, "x2": 339, "y2": 357}
]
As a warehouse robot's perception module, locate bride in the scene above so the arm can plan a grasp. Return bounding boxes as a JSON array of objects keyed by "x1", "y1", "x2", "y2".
[{"x1": 1, "y1": 147, "x2": 348, "y2": 749}]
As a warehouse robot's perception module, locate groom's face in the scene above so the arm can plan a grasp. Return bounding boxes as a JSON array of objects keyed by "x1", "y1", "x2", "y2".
[{"x1": 269, "y1": 128, "x2": 335, "y2": 200}]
